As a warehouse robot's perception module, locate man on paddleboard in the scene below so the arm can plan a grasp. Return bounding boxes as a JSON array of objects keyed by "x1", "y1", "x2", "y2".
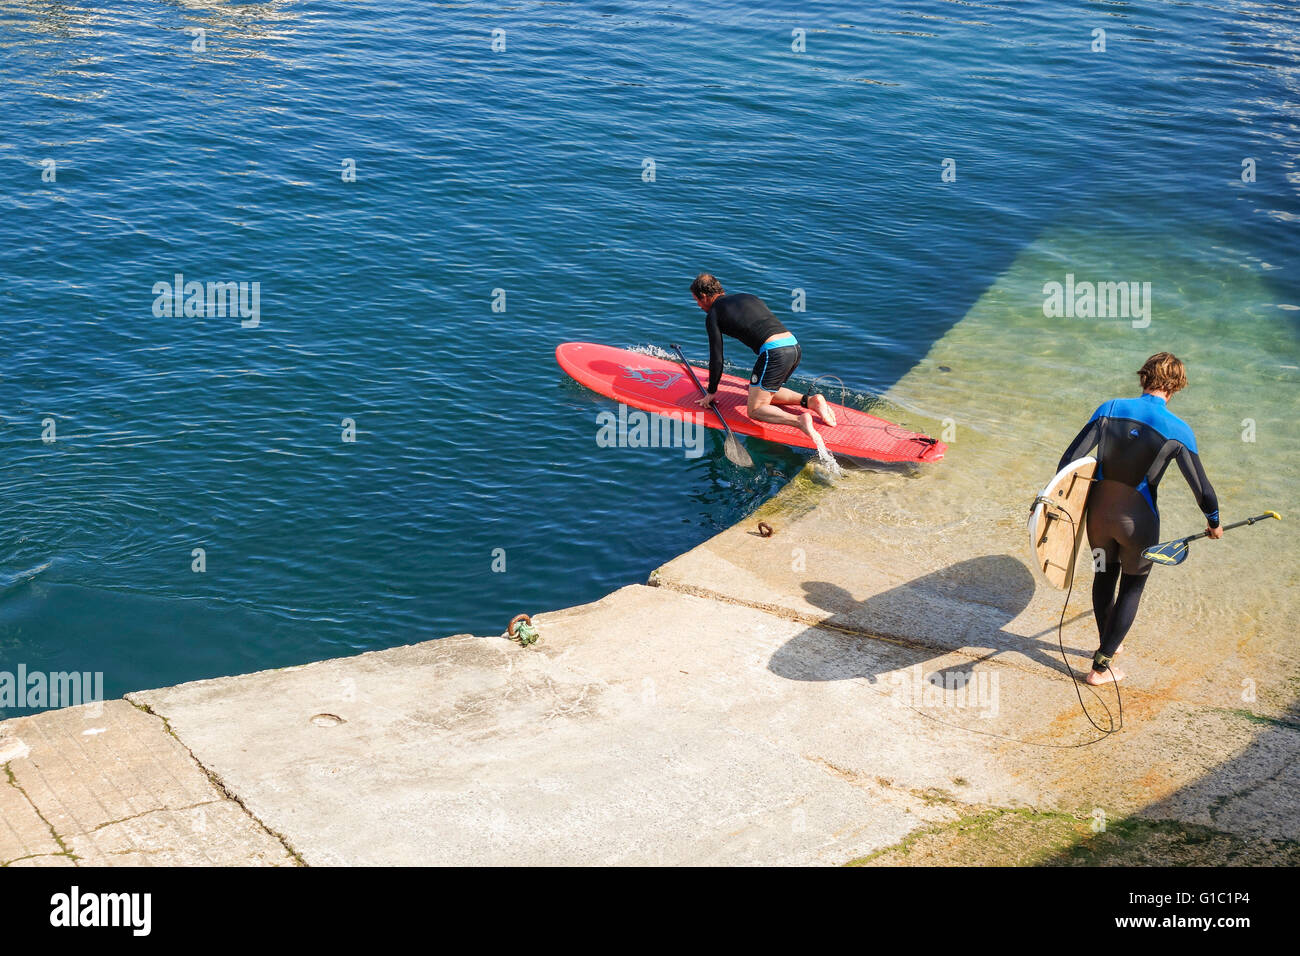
[
  {"x1": 689, "y1": 273, "x2": 837, "y2": 451},
  {"x1": 1057, "y1": 352, "x2": 1222, "y2": 686}
]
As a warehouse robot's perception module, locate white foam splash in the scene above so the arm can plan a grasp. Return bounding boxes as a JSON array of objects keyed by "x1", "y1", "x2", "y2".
[{"x1": 814, "y1": 447, "x2": 842, "y2": 480}]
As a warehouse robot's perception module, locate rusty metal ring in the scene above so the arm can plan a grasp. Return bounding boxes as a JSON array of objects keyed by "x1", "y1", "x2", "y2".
[
  {"x1": 757, "y1": 521, "x2": 774, "y2": 538},
  {"x1": 508, "y1": 613, "x2": 533, "y2": 637}
]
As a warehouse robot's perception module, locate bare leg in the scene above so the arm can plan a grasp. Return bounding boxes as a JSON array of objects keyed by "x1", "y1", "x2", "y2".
[
  {"x1": 747, "y1": 387, "x2": 803, "y2": 426},
  {"x1": 768, "y1": 387, "x2": 837, "y2": 427},
  {"x1": 748, "y1": 388, "x2": 826, "y2": 452}
]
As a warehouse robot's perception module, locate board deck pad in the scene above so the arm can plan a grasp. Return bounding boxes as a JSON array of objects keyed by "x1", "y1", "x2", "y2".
[
  {"x1": 556, "y1": 342, "x2": 946, "y2": 463},
  {"x1": 1028, "y1": 456, "x2": 1097, "y2": 589}
]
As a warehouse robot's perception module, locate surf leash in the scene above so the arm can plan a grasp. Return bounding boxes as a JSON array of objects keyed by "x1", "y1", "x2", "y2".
[
  {"x1": 1142, "y1": 511, "x2": 1281, "y2": 567},
  {"x1": 807, "y1": 372, "x2": 847, "y2": 409},
  {"x1": 669, "y1": 343, "x2": 754, "y2": 468},
  {"x1": 1038, "y1": 493, "x2": 1123, "y2": 735}
]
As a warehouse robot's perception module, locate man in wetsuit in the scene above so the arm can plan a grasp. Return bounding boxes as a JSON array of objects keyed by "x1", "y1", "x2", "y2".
[
  {"x1": 688, "y1": 273, "x2": 837, "y2": 452},
  {"x1": 1057, "y1": 352, "x2": 1222, "y2": 686}
]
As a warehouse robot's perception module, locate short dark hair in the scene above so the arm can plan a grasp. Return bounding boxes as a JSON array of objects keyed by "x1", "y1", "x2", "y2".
[{"x1": 690, "y1": 272, "x2": 724, "y2": 300}]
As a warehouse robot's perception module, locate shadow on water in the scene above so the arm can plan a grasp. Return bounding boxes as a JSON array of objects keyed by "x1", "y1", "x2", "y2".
[{"x1": 768, "y1": 554, "x2": 1092, "y2": 685}]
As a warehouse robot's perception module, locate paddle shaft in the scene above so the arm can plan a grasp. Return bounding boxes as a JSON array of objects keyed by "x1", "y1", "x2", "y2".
[
  {"x1": 1173, "y1": 511, "x2": 1278, "y2": 546},
  {"x1": 669, "y1": 343, "x2": 740, "y2": 441}
]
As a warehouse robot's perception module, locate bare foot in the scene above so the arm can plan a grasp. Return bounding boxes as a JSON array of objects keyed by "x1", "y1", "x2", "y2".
[
  {"x1": 1085, "y1": 667, "x2": 1125, "y2": 686},
  {"x1": 809, "y1": 394, "x2": 838, "y2": 427},
  {"x1": 797, "y1": 412, "x2": 828, "y2": 454}
]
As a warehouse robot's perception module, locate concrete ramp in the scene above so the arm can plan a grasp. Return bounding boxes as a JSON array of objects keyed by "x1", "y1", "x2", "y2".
[{"x1": 126, "y1": 585, "x2": 1047, "y2": 866}]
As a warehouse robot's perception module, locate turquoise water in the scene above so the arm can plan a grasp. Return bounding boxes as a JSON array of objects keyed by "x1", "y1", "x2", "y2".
[{"x1": 1, "y1": 0, "x2": 1296, "y2": 710}]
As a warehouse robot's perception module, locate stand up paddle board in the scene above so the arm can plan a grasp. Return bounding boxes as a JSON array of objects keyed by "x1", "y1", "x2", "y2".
[
  {"x1": 1028, "y1": 456, "x2": 1097, "y2": 589},
  {"x1": 556, "y1": 342, "x2": 946, "y2": 463}
]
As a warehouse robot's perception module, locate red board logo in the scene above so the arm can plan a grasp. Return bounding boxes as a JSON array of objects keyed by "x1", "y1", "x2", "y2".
[{"x1": 620, "y1": 366, "x2": 682, "y2": 390}]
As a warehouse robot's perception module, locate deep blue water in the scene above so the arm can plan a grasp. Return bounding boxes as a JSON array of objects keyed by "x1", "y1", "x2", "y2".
[{"x1": 1, "y1": 0, "x2": 1296, "y2": 709}]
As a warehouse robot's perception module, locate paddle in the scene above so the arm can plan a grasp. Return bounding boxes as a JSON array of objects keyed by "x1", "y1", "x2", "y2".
[
  {"x1": 669, "y1": 343, "x2": 754, "y2": 468},
  {"x1": 1142, "y1": 511, "x2": 1281, "y2": 567}
]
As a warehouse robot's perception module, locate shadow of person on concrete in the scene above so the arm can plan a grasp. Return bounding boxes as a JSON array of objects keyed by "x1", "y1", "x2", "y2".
[
  {"x1": 769, "y1": 554, "x2": 1092, "y2": 685},
  {"x1": 1039, "y1": 700, "x2": 1300, "y2": 864}
]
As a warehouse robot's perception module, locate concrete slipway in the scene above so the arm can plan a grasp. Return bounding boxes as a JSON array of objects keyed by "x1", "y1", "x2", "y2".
[{"x1": 2, "y1": 231, "x2": 1297, "y2": 865}]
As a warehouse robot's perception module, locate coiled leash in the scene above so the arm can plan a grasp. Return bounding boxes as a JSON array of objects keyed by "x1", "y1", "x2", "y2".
[{"x1": 1032, "y1": 493, "x2": 1122, "y2": 735}]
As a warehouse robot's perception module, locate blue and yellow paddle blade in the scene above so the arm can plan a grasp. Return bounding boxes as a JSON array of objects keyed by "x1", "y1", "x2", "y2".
[
  {"x1": 1142, "y1": 538, "x2": 1191, "y2": 566},
  {"x1": 1144, "y1": 511, "x2": 1280, "y2": 568}
]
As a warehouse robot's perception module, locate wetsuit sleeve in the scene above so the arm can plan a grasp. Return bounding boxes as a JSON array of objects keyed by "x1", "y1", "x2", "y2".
[
  {"x1": 1175, "y1": 446, "x2": 1220, "y2": 528},
  {"x1": 1056, "y1": 403, "x2": 1108, "y2": 472},
  {"x1": 1056, "y1": 419, "x2": 1101, "y2": 473},
  {"x1": 705, "y1": 310, "x2": 724, "y2": 394}
]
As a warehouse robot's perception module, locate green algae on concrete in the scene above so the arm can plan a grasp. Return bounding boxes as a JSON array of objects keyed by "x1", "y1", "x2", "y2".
[{"x1": 848, "y1": 806, "x2": 1300, "y2": 868}]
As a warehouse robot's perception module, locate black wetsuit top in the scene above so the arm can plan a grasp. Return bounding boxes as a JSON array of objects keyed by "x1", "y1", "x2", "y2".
[
  {"x1": 1057, "y1": 394, "x2": 1220, "y2": 528},
  {"x1": 705, "y1": 293, "x2": 790, "y2": 393}
]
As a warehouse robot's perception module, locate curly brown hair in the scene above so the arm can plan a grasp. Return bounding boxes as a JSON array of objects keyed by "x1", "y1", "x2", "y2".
[
  {"x1": 1137, "y1": 352, "x2": 1187, "y2": 395},
  {"x1": 690, "y1": 272, "x2": 724, "y2": 300}
]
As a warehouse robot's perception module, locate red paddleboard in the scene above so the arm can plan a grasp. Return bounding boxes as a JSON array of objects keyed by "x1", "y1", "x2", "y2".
[{"x1": 556, "y1": 342, "x2": 945, "y2": 463}]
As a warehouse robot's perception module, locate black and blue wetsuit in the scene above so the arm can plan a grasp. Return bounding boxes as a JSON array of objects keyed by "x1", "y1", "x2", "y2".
[
  {"x1": 1057, "y1": 393, "x2": 1221, "y2": 671},
  {"x1": 704, "y1": 293, "x2": 801, "y2": 395}
]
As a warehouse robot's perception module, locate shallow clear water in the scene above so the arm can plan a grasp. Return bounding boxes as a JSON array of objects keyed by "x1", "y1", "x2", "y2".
[{"x1": 0, "y1": 0, "x2": 1296, "y2": 711}]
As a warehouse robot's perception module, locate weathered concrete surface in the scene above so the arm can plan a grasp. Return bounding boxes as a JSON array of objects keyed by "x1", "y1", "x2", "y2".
[
  {"x1": 0, "y1": 700, "x2": 296, "y2": 866},
  {"x1": 4, "y1": 565, "x2": 1293, "y2": 865},
  {"x1": 127, "y1": 587, "x2": 1049, "y2": 865},
  {"x1": 4, "y1": 493, "x2": 1292, "y2": 866},
  {"x1": 112, "y1": 571, "x2": 1293, "y2": 865}
]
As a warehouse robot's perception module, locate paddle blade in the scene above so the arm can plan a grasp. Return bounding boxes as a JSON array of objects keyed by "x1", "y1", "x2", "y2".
[
  {"x1": 723, "y1": 433, "x2": 754, "y2": 468},
  {"x1": 1142, "y1": 539, "x2": 1191, "y2": 566}
]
